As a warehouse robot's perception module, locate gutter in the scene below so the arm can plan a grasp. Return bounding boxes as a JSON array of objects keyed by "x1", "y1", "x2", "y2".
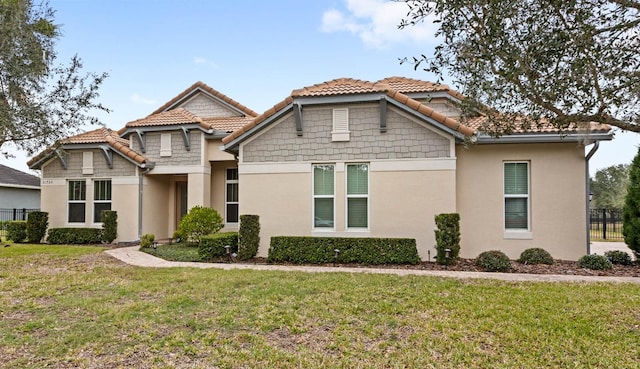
[{"x1": 585, "y1": 141, "x2": 600, "y2": 254}]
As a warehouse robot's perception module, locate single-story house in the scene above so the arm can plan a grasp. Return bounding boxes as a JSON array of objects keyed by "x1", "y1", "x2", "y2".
[
  {"x1": 28, "y1": 77, "x2": 612, "y2": 260},
  {"x1": 0, "y1": 164, "x2": 41, "y2": 210}
]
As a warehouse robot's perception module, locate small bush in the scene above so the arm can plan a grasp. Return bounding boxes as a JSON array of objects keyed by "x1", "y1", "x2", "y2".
[
  {"x1": 578, "y1": 254, "x2": 613, "y2": 270},
  {"x1": 434, "y1": 213, "x2": 461, "y2": 266},
  {"x1": 237, "y1": 215, "x2": 260, "y2": 260},
  {"x1": 101, "y1": 210, "x2": 118, "y2": 243},
  {"x1": 47, "y1": 228, "x2": 103, "y2": 244},
  {"x1": 140, "y1": 233, "x2": 155, "y2": 249},
  {"x1": 26, "y1": 211, "x2": 48, "y2": 243},
  {"x1": 604, "y1": 250, "x2": 633, "y2": 266},
  {"x1": 268, "y1": 236, "x2": 420, "y2": 265},
  {"x1": 518, "y1": 248, "x2": 554, "y2": 265},
  {"x1": 476, "y1": 250, "x2": 512, "y2": 272},
  {"x1": 177, "y1": 206, "x2": 224, "y2": 244},
  {"x1": 6, "y1": 221, "x2": 27, "y2": 243},
  {"x1": 199, "y1": 232, "x2": 238, "y2": 261}
]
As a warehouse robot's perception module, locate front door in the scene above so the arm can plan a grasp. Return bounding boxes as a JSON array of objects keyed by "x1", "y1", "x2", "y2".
[{"x1": 175, "y1": 181, "x2": 188, "y2": 226}]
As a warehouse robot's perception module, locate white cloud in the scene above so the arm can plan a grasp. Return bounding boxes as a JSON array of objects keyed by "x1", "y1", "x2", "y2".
[
  {"x1": 321, "y1": 0, "x2": 437, "y2": 49},
  {"x1": 193, "y1": 56, "x2": 219, "y2": 68},
  {"x1": 130, "y1": 93, "x2": 157, "y2": 105}
]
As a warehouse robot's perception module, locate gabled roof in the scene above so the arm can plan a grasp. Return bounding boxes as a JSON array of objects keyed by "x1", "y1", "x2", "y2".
[
  {"x1": 119, "y1": 108, "x2": 254, "y2": 134},
  {"x1": 28, "y1": 128, "x2": 150, "y2": 169},
  {"x1": 0, "y1": 164, "x2": 40, "y2": 188},
  {"x1": 151, "y1": 81, "x2": 259, "y2": 117},
  {"x1": 376, "y1": 76, "x2": 461, "y2": 98}
]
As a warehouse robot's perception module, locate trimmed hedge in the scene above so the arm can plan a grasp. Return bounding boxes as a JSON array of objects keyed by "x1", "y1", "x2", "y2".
[
  {"x1": 476, "y1": 250, "x2": 512, "y2": 272},
  {"x1": 434, "y1": 213, "x2": 460, "y2": 265},
  {"x1": 101, "y1": 210, "x2": 118, "y2": 243},
  {"x1": 518, "y1": 248, "x2": 554, "y2": 265},
  {"x1": 237, "y1": 215, "x2": 260, "y2": 260},
  {"x1": 47, "y1": 228, "x2": 103, "y2": 244},
  {"x1": 268, "y1": 236, "x2": 420, "y2": 265},
  {"x1": 604, "y1": 250, "x2": 633, "y2": 266},
  {"x1": 26, "y1": 211, "x2": 48, "y2": 243},
  {"x1": 6, "y1": 221, "x2": 27, "y2": 243},
  {"x1": 578, "y1": 254, "x2": 613, "y2": 270},
  {"x1": 199, "y1": 232, "x2": 238, "y2": 261}
]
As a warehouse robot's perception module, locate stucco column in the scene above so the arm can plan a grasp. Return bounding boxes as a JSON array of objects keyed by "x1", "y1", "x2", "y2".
[{"x1": 187, "y1": 168, "x2": 211, "y2": 209}]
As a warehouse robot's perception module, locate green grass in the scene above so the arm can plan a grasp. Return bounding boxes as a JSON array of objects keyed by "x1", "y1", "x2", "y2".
[
  {"x1": 141, "y1": 243, "x2": 201, "y2": 262},
  {"x1": 1, "y1": 244, "x2": 639, "y2": 368}
]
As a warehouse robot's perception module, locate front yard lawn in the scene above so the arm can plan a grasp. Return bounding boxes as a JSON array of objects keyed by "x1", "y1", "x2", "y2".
[
  {"x1": 1, "y1": 244, "x2": 639, "y2": 368},
  {"x1": 141, "y1": 242, "x2": 201, "y2": 262}
]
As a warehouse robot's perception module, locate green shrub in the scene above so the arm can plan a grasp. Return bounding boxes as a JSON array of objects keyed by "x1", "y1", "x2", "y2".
[
  {"x1": 237, "y1": 215, "x2": 260, "y2": 260},
  {"x1": 268, "y1": 236, "x2": 420, "y2": 265},
  {"x1": 604, "y1": 250, "x2": 633, "y2": 266},
  {"x1": 434, "y1": 213, "x2": 461, "y2": 265},
  {"x1": 518, "y1": 248, "x2": 554, "y2": 265},
  {"x1": 177, "y1": 206, "x2": 224, "y2": 244},
  {"x1": 578, "y1": 254, "x2": 613, "y2": 270},
  {"x1": 140, "y1": 233, "x2": 155, "y2": 249},
  {"x1": 199, "y1": 232, "x2": 238, "y2": 261},
  {"x1": 101, "y1": 210, "x2": 118, "y2": 243},
  {"x1": 6, "y1": 221, "x2": 27, "y2": 243},
  {"x1": 26, "y1": 211, "x2": 48, "y2": 243},
  {"x1": 623, "y1": 146, "x2": 640, "y2": 260},
  {"x1": 476, "y1": 250, "x2": 512, "y2": 272},
  {"x1": 46, "y1": 228, "x2": 103, "y2": 244}
]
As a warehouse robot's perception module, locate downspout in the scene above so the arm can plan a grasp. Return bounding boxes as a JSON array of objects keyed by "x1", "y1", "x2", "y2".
[
  {"x1": 138, "y1": 165, "x2": 152, "y2": 240},
  {"x1": 585, "y1": 141, "x2": 600, "y2": 255}
]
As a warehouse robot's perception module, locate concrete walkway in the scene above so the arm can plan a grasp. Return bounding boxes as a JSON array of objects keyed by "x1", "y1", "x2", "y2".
[{"x1": 105, "y1": 246, "x2": 640, "y2": 284}]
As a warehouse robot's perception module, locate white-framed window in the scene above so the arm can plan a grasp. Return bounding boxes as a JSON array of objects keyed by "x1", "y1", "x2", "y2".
[
  {"x1": 346, "y1": 163, "x2": 368, "y2": 229},
  {"x1": 313, "y1": 164, "x2": 335, "y2": 228},
  {"x1": 331, "y1": 108, "x2": 350, "y2": 141},
  {"x1": 93, "y1": 180, "x2": 112, "y2": 223},
  {"x1": 68, "y1": 180, "x2": 86, "y2": 223},
  {"x1": 226, "y1": 168, "x2": 239, "y2": 223},
  {"x1": 160, "y1": 133, "x2": 172, "y2": 157},
  {"x1": 504, "y1": 162, "x2": 529, "y2": 230}
]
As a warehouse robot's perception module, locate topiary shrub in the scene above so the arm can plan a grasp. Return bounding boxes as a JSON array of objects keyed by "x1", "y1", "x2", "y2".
[
  {"x1": 26, "y1": 211, "x2": 48, "y2": 243},
  {"x1": 46, "y1": 228, "x2": 103, "y2": 244},
  {"x1": 101, "y1": 210, "x2": 118, "y2": 243},
  {"x1": 6, "y1": 221, "x2": 27, "y2": 243},
  {"x1": 604, "y1": 250, "x2": 633, "y2": 266},
  {"x1": 518, "y1": 247, "x2": 554, "y2": 265},
  {"x1": 578, "y1": 254, "x2": 613, "y2": 270},
  {"x1": 475, "y1": 250, "x2": 512, "y2": 272},
  {"x1": 140, "y1": 233, "x2": 155, "y2": 249},
  {"x1": 434, "y1": 213, "x2": 461, "y2": 266},
  {"x1": 268, "y1": 236, "x2": 420, "y2": 265},
  {"x1": 237, "y1": 215, "x2": 260, "y2": 261},
  {"x1": 199, "y1": 232, "x2": 238, "y2": 261},
  {"x1": 177, "y1": 206, "x2": 223, "y2": 244},
  {"x1": 623, "y1": 146, "x2": 640, "y2": 260}
]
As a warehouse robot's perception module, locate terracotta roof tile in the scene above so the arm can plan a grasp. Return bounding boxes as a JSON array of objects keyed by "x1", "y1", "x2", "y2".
[
  {"x1": 291, "y1": 78, "x2": 391, "y2": 97},
  {"x1": 126, "y1": 108, "x2": 204, "y2": 128},
  {"x1": 202, "y1": 116, "x2": 254, "y2": 132},
  {"x1": 151, "y1": 81, "x2": 258, "y2": 117},
  {"x1": 464, "y1": 116, "x2": 611, "y2": 134}
]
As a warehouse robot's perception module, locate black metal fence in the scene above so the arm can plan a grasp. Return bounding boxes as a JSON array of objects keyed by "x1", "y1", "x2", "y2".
[
  {"x1": 590, "y1": 208, "x2": 624, "y2": 241},
  {"x1": 0, "y1": 209, "x2": 40, "y2": 235}
]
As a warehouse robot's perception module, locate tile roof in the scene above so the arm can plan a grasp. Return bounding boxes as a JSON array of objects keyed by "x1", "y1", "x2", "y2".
[
  {"x1": 202, "y1": 116, "x2": 255, "y2": 133},
  {"x1": 151, "y1": 81, "x2": 259, "y2": 117},
  {"x1": 122, "y1": 108, "x2": 253, "y2": 133},
  {"x1": 464, "y1": 116, "x2": 611, "y2": 134},
  {"x1": 28, "y1": 128, "x2": 148, "y2": 168},
  {"x1": 0, "y1": 164, "x2": 40, "y2": 187},
  {"x1": 376, "y1": 76, "x2": 460, "y2": 97}
]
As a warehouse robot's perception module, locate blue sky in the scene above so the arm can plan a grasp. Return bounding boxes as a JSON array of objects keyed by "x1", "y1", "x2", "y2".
[{"x1": 1, "y1": 0, "x2": 638, "y2": 175}]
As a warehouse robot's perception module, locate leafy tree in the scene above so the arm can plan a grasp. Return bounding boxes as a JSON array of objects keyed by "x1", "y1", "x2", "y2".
[
  {"x1": 0, "y1": 0, "x2": 109, "y2": 157},
  {"x1": 399, "y1": 0, "x2": 640, "y2": 133},
  {"x1": 177, "y1": 206, "x2": 224, "y2": 244},
  {"x1": 622, "y1": 147, "x2": 640, "y2": 259},
  {"x1": 590, "y1": 164, "x2": 630, "y2": 209}
]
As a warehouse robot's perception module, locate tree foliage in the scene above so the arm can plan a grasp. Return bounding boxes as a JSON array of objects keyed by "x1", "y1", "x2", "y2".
[
  {"x1": 623, "y1": 147, "x2": 640, "y2": 259},
  {"x1": 590, "y1": 164, "x2": 630, "y2": 209},
  {"x1": 399, "y1": 0, "x2": 640, "y2": 133},
  {"x1": 177, "y1": 206, "x2": 224, "y2": 244},
  {"x1": 0, "y1": 0, "x2": 109, "y2": 156}
]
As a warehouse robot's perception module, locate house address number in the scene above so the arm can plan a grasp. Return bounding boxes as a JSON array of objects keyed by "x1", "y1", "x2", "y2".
[{"x1": 41, "y1": 179, "x2": 54, "y2": 185}]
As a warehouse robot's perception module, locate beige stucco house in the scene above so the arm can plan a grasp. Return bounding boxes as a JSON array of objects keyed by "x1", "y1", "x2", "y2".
[{"x1": 29, "y1": 78, "x2": 612, "y2": 260}]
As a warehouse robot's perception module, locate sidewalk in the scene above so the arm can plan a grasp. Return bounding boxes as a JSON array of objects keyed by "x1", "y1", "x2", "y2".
[{"x1": 105, "y1": 246, "x2": 640, "y2": 284}]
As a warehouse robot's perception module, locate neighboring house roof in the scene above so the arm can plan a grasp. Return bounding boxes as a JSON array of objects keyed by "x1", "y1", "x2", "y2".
[
  {"x1": 151, "y1": 81, "x2": 259, "y2": 117},
  {"x1": 28, "y1": 128, "x2": 150, "y2": 169},
  {"x1": 0, "y1": 164, "x2": 40, "y2": 189}
]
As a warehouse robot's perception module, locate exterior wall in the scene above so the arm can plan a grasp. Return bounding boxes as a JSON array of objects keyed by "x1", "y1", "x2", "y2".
[
  {"x1": 180, "y1": 93, "x2": 239, "y2": 118},
  {"x1": 242, "y1": 105, "x2": 451, "y2": 163},
  {"x1": 419, "y1": 98, "x2": 461, "y2": 118},
  {"x1": 141, "y1": 174, "x2": 171, "y2": 239},
  {"x1": 139, "y1": 131, "x2": 202, "y2": 168},
  {"x1": 0, "y1": 187, "x2": 40, "y2": 209},
  {"x1": 42, "y1": 150, "x2": 136, "y2": 178},
  {"x1": 456, "y1": 143, "x2": 587, "y2": 260},
  {"x1": 206, "y1": 139, "x2": 235, "y2": 161}
]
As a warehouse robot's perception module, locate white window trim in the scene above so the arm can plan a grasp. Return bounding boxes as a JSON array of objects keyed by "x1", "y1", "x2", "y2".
[
  {"x1": 92, "y1": 179, "x2": 112, "y2": 225},
  {"x1": 331, "y1": 108, "x2": 350, "y2": 141},
  {"x1": 503, "y1": 161, "x2": 532, "y2": 239},
  {"x1": 346, "y1": 163, "x2": 369, "y2": 231},
  {"x1": 225, "y1": 168, "x2": 239, "y2": 225},
  {"x1": 312, "y1": 164, "x2": 336, "y2": 230},
  {"x1": 67, "y1": 179, "x2": 86, "y2": 225}
]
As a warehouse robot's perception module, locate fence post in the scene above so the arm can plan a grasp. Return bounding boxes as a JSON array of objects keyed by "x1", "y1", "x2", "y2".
[{"x1": 602, "y1": 208, "x2": 607, "y2": 240}]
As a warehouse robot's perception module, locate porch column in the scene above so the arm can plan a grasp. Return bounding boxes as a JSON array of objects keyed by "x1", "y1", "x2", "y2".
[{"x1": 187, "y1": 168, "x2": 211, "y2": 209}]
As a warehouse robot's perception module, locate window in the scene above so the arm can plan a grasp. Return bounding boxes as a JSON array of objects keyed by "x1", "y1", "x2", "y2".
[
  {"x1": 68, "y1": 180, "x2": 86, "y2": 223},
  {"x1": 331, "y1": 108, "x2": 350, "y2": 141},
  {"x1": 93, "y1": 180, "x2": 112, "y2": 223},
  {"x1": 347, "y1": 163, "x2": 368, "y2": 228},
  {"x1": 226, "y1": 168, "x2": 239, "y2": 223},
  {"x1": 160, "y1": 133, "x2": 172, "y2": 156},
  {"x1": 313, "y1": 164, "x2": 334, "y2": 228},
  {"x1": 504, "y1": 162, "x2": 529, "y2": 230}
]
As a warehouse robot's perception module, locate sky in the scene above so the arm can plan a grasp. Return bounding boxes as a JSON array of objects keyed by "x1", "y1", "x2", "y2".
[{"x1": 1, "y1": 0, "x2": 638, "y2": 176}]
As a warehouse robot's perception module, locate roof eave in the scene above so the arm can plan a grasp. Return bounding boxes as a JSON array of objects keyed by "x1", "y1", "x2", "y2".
[
  {"x1": 474, "y1": 131, "x2": 614, "y2": 144},
  {"x1": 223, "y1": 103, "x2": 295, "y2": 152},
  {"x1": 385, "y1": 98, "x2": 472, "y2": 140}
]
